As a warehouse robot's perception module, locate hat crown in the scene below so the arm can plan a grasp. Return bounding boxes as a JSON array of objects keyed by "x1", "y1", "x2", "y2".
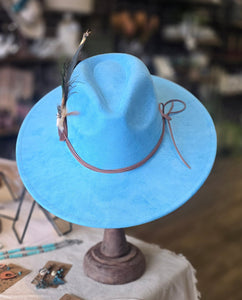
[{"x1": 66, "y1": 53, "x2": 162, "y2": 169}]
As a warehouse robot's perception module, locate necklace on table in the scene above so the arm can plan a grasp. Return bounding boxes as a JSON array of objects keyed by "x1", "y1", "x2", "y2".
[{"x1": 0, "y1": 239, "x2": 82, "y2": 260}]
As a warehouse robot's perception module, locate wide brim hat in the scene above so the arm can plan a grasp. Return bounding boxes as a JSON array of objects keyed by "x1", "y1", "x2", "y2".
[{"x1": 16, "y1": 53, "x2": 216, "y2": 228}]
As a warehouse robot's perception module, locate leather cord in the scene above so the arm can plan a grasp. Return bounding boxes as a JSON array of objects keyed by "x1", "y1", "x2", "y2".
[{"x1": 58, "y1": 99, "x2": 190, "y2": 173}]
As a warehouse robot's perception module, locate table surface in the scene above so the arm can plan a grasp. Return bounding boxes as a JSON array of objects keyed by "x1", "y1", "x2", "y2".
[{"x1": 0, "y1": 182, "x2": 200, "y2": 300}]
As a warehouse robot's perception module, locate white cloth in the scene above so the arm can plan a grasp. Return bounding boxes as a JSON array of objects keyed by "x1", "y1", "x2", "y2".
[{"x1": 0, "y1": 184, "x2": 200, "y2": 300}]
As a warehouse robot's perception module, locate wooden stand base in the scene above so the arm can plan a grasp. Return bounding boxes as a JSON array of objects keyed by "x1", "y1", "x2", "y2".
[{"x1": 83, "y1": 229, "x2": 146, "y2": 285}]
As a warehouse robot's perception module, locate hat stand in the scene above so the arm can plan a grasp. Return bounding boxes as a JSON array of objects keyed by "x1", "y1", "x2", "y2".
[{"x1": 83, "y1": 228, "x2": 146, "y2": 284}]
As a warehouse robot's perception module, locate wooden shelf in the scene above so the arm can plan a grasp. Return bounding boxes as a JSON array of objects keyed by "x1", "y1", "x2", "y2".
[
  {"x1": 160, "y1": 0, "x2": 221, "y2": 6},
  {"x1": 0, "y1": 54, "x2": 56, "y2": 65},
  {"x1": 163, "y1": 36, "x2": 222, "y2": 47},
  {"x1": 214, "y1": 53, "x2": 242, "y2": 65},
  {"x1": 0, "y1": 126, "x2": 20, "y2": 137}
]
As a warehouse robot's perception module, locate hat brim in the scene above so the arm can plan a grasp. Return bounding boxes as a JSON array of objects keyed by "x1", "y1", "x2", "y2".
[{"x1": 16, "y1": 76, "x2": 216, "y2": 228}]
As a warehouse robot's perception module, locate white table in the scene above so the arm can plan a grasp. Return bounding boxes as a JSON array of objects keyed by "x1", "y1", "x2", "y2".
[{"x1": 0, "y1": 172, "x2": 200, "y2": 300}]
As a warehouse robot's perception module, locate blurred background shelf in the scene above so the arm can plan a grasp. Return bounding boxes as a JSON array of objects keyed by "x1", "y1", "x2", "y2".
[
  {"x1": 0, "y1": 126, "x2": 19, "y2": 137},
  {"x1": 0, "y1": 0, "x2": 241, "y2": 157}
]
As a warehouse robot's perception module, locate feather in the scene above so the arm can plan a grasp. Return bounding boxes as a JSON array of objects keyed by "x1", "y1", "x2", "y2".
[
  {"x1": 57, "y1": 29, "x2": 91, "y2": 134},
  {"x1": 61, "y1": 29, "x2": 91, "y2": 109},
  {"x1": 56, "y1": 105, "x2": 66, "y2": 132}
]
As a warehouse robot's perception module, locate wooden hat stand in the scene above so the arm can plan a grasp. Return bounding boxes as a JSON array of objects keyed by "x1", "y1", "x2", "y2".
[{"x1": 83, "y1": 228, "x2": 146, "y2": 284}]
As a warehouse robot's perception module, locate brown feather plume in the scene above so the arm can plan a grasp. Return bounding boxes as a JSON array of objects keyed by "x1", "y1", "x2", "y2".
[{"x1": 57, "y1": 29, "x2": 91, "y2": 134}]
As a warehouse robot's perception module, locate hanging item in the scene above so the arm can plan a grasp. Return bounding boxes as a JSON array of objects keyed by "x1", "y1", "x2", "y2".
[
  {"x1": 0, "y1": 34, "x2": 19, "y2": 59},
  {"x1": 57, "y1": 13, "x2": 81, "y2": 57},
  {"x1": 44, "y1": 0, "x2": 94, "y2": 14},
  {"x1": 2, "y1": 0, "x2": 45, "y2": 39}
]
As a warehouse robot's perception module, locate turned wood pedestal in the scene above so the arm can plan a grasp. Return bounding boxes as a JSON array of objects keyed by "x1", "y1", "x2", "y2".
[{"x1": 83, "y1": 228, "x2": 146, "y2": 285}]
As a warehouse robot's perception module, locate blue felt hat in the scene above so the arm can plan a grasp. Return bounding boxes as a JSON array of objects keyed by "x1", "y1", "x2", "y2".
[{"x1": 16, "y1": 53, "x2": 216, "y2": 228}]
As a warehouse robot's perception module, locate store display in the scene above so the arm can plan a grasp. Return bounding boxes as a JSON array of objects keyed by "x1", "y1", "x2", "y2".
[
  {"x1": 0, "y1": 158, "x2": 22, "y2": 199},
  {"x1": 29, "y1": 38, "x2": 60, "y2": 58},
  {"x1": 0, "y1": 0, "x2": 240, "y2": 295},
  {"x1": 0, "y1": 67, "x2": 34, "y2": 129},
  {"x1": 111, "y1": 8, "x2": 159, "y2": 71},
  {"x1": 31, "y1": 261, "x2": 72, "y2": 289},
  {"x1": 44, "y1": 0, "x2": 94, "y2": 14},
  {"x1": 16, "y1": 30, "x2": 216, "y2": 283},
  {"x1": 0, "y1": 263, "x2": 31, "y2": 293},
  {"x1": 0, "y1": 34, "x2": 19, "y2": 59},
  {"x1": 17, "y1": 51, "x2": 216, "y2": 228},
  {"x1": 2, "y1": 0, "x2": 45, "y2": 39},
  {"x1": 153, "y1": 55, "x2": 176, "y2": 80},
  {"x1": 162, "y1": 20, "x2": 220, "y2": 50},
  {"x1": 12, "y1": 0, "x2": 29, "y2": 13},
  {"x1": 0, "y1": 0, "x2": 240, "y2": 157},
  {"x1": 218, "y1": 71, "x2": 242, "y2": 95},
  {"x1": 57, "y1": 13, "x2": 81, "y2": 57}
]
